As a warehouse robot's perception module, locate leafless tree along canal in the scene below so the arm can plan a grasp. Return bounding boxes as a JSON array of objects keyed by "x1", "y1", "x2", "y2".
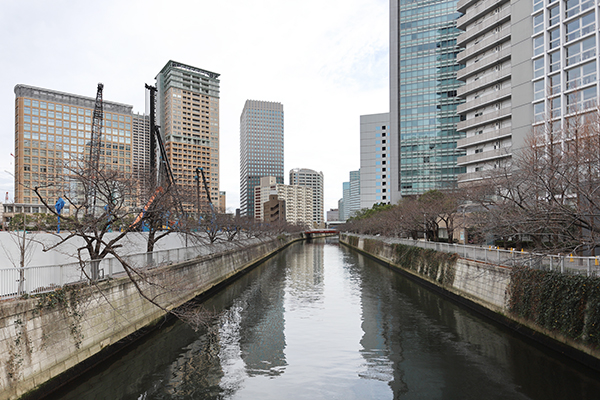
[{"x1": 42, "y1": 238, "x2": 600, "y2": 399}]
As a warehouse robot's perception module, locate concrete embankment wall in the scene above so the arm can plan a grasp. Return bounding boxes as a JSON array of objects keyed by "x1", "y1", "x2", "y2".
[
  {"x1": 0, "y1": 234, "x2": 302, "y2": 400},
  {"x1": 340, "y1": 234, "x2": 600, "y2": 371}
]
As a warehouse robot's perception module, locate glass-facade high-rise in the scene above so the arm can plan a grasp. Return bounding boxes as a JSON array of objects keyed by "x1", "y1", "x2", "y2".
[
  {"x1": 390, "y1": 0, "x2": 466, "y2": 199},
  {"x1": 240, "y1": 100, "x2": 284, "y2": 218}
]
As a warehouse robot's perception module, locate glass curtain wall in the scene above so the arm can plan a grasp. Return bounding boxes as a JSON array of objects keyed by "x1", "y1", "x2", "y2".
[{"x1": 398, "y1": 0, "x2": 465, "y2": 195}]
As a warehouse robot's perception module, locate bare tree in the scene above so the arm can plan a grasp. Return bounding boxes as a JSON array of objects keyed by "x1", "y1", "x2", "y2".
[{"x1": 470, "y1": 106, "x2": 600, "y2": 254}]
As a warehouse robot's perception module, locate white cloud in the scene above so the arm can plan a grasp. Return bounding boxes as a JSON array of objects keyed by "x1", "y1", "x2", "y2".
[{"x1": 0, "y1": 0, "x2": 388, "y2": 212}]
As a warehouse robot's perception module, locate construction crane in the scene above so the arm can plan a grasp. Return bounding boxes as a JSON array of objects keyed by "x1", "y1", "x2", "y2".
[
  {"x1": 88, "y1": 83, "x2": 104, "y2": 216},
  {"x1": 145, "y1": 84, "x2": 177, "y2": 190},
  {"x1": 195, "y1": 166, "x2": 216, "y2": 234},
  {"x1": 195, "y1": 166, "x2": 214, "y2": 216},
  {"x1": 132, "y1": 85, "x2": 183, "y2": 228}
]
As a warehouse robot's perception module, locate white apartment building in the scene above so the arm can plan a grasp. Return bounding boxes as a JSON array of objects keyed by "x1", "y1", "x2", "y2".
[
  {"x1": 289, "y1": 168, "x2": 324, "y2": 226},
  {"x1": 456, "y1": 0, "x2": 513, "y2": 183},
  {"x1": 254, "y1": 176, "x2": 313, "y2": 227},
  {"x1": 456, "y1": 0, "x2": 600, "y2": 184}
]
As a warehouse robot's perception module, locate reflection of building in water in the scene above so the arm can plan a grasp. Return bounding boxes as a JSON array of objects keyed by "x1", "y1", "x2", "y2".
[
  {"x1": 162, "y1": 327, "x2": 225, "y2": 398},
  {"x1": 222, "y1": 257, "x2": 288, "y2": 378},
  {"x1": 355, "y1": 253, "x2": 408, "y2": 395},
  {"x1": 285, "y1": 242, "x2": 324, "y2": 302}
]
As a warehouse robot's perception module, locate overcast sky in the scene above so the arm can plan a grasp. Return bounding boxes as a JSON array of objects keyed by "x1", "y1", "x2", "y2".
[{"x1": 0, "y1": 0, "x2": 389, "y2": 213}]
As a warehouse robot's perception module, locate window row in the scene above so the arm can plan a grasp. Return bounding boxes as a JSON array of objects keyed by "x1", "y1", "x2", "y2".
[
  {"x1": 23, "y1": 131, "x2": 132, "y2": 144},
  {"x1": 533, "y1": 11, "x2": 595, "y2": 57},
  {"x1": 533, "y1": 85, "x2": 597, "y2": 120},
  {"x1": 22, "y1": 99, "x2": 130, "y2": 122}
]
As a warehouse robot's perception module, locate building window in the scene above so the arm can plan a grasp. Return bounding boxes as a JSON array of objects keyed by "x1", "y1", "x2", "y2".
[{"x1": 533, "y1": 35, "x2": 544, "y2": 56}]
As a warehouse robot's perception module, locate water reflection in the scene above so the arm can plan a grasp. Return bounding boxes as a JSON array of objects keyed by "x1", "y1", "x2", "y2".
[{"x1": 42, "y1": 240, "x2": 600, "y2": 400}]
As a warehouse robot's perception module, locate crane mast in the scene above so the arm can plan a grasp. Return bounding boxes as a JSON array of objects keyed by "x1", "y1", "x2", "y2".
[
  {"x1": 88, "y1": 83, "x2": 104, "y2": 215},
  {"x1": 131, "y1": 84, "x2": 184, "y2": 229}
]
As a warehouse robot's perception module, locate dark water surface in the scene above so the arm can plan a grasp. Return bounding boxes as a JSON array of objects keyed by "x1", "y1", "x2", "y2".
[{"x1": 44, "y1": 239, "x2": 600, "y2": 399}]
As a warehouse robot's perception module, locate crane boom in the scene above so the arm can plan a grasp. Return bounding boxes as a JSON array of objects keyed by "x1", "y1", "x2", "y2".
[{"x1": 198, "y1": 167, "x2": 212, "y2": 205}]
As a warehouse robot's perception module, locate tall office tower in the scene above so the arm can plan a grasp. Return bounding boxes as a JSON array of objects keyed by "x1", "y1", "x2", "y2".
[
  {"x1": 240, "y1": 100, "x2": 284, "y2": 218},
  {"x1": 339, "y1": 171, "x2": 360, "y2": 221},
  {"x1": 132, "y1": 112, "x2": 150, "y2": 182},
  {"x1": 349, "y1": 170, "x2": 361, "y2": 216},
  {"x1": 338, "y1": 183, "x2": 349, "y2": 221},
  {"x1": 13, "y1": 85, "x2": 134, "y2": 206},
  {"x1": 360, "y1": 113, "x2": 391, "y2": 209},
  {"x1": 389, "y1": 0, "x2": 466, "y2": 201},
  {"x1": 289, "y1": 168, "x2": 324, "y2": 226},
  {"x1": 156, "y1": 61, "x2": 221, "y2": 211}
]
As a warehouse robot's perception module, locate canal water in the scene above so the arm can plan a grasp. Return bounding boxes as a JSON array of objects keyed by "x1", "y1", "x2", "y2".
[{"x1": 44, "y1": 239, "x2": 600, "y2": 399}]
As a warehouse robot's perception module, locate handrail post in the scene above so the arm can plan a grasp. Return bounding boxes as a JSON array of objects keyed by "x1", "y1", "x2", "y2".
[{"x1": 587, "y1": 258, "x2": 591, "y2": 277}]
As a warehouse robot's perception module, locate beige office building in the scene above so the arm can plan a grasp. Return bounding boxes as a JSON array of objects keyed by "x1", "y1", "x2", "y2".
[
  {"x1": 156, "y1": 61, "x2": 221, "y2": 211},
  {"x1": 13, "y1": 85, "x2": 134, "y2": 207}
]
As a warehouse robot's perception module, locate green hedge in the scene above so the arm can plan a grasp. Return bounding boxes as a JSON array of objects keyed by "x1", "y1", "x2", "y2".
[{"x1": 508, "y1": 267, "x2": 600, "y2": 347}]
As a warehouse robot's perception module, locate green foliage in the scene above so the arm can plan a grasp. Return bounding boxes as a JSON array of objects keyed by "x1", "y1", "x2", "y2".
[
  {"x1": 8, "y1": 212, "x2": 65, "y2": 231},
  {"x1": 346, "y1": 235, "x2": 359, "y2": 247},
  {"x1": 508, "y1": 267, "x2": 600, "y2": 346},
  {"x1": 34, "y1": 287, "x2": 85, "y2": 349},
  {"x1": 348, "y1": 203, "x2": 393, "y2": 221},
  {"x1": 392, "y1": 243, "x2": 457, "y2": 285},
  {"x1": 35, "y1": 289, "x2": 68, "y2": 310}
]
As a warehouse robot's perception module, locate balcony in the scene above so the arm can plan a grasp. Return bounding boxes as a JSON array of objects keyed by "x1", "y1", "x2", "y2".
[
  {"x1": 457, "y1": 147, "x2": 512, "y2": 166},
  {"x1": 457, "y1": 7, "x2": 511, "y2": 46},
  {"x1": 457, "y1": 0, "x2": 479, "y2": 13},
  {"x1": 457, "y1": 27, "x2": 511, "y2": 63},
  {"x1": 457, "y1": 87, "x2": 511, "y2": 114},
  {"x1": 457, "y1": 107, "x2": 511, "y2": 131},
  {"x1": 458, "y1": 68, "x2": 511, "y2": 97},
  {"x1": 457, "y1": 0, "x2": 510, "y2": 29},
  {"x1": 458, "y1": 169, "x2": 497, "y2": 183},
  {"x1": 457, "y1": 47, "x2": 511, "y2": 81},
  {"x1": 457, "y1": 127, "x2": 512, "y2": 149}
]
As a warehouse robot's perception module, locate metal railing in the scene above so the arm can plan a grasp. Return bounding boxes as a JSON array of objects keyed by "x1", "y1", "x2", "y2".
[
  {"x1": 356, "y1": 235, "x2": 600, "y2": 277},
  {"x1": 0, "y1": 238, "x2": 264, "y2": 301}
]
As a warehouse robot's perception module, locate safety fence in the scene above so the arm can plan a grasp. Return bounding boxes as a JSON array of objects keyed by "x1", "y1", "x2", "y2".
[
  {"x1": 364, "y1": 236, "x2": 600, "y2": 276},
  {"x1": 0, "y1": 239, "x2": 262, "y2": 301}
]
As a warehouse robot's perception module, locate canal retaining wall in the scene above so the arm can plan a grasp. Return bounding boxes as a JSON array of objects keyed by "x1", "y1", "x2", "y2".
[
  {"x1": 0, "y1": 234, "x2": 302, "y2": 400},
  {"x1": 340, "y1": 234, "x2": 600, "y2": 371}
]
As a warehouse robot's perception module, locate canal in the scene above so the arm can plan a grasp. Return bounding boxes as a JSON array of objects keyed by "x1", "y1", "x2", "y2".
[{"x1": 43, "y1": 238, "x2": 600, "y2": 399}]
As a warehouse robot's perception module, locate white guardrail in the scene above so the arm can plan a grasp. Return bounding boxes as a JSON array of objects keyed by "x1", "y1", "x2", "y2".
[
  {"x1": 0, "y1": 239, "x2": 261, "y2": 301},
  {"x1": 359, "y1": 236, "x2": 600, "y2": 277}
]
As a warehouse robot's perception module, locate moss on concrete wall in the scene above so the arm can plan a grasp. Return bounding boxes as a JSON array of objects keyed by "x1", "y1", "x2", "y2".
[{"x1": 0, "y1": 235, "x2": 301, "y2": 400}]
